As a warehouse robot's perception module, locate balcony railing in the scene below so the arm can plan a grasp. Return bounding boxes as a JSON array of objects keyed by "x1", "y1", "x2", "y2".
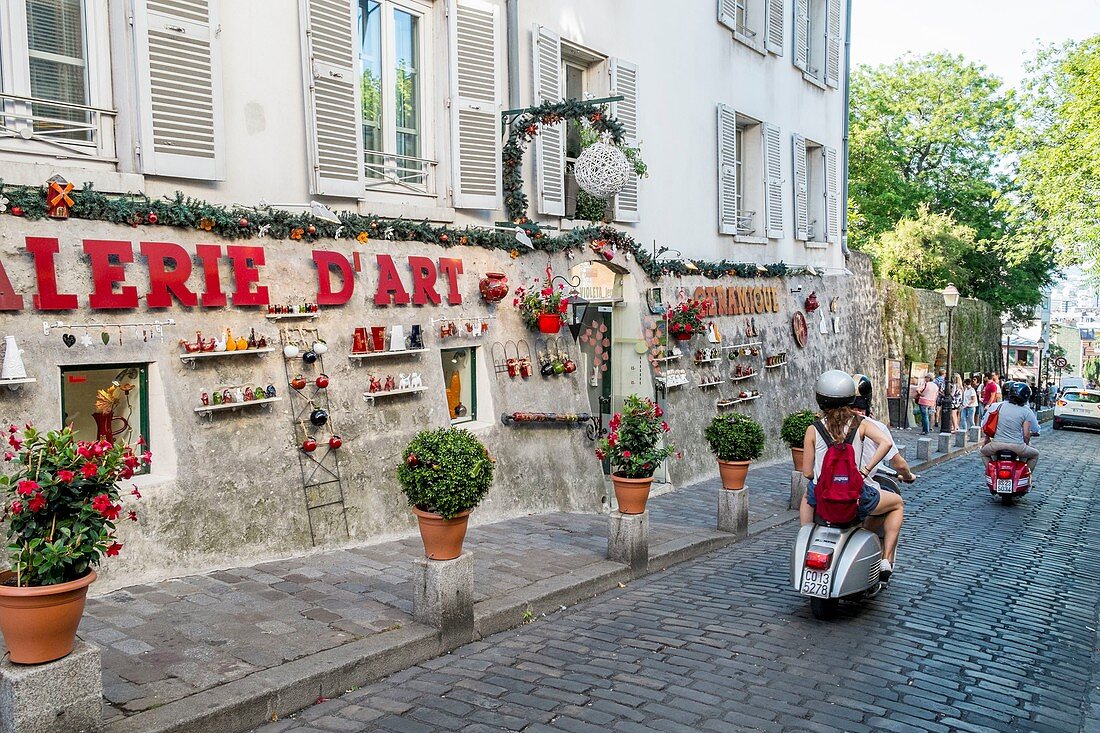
[
  {"x1": 737, "y1": 210, "x2": 756, "y2": 235},
  {"x1": 364, "y1": 150, "x2": 437, "y2": 192},
  {"x1": 806, "y1": 219, "x2": 818, "y2": 241},
  {"x1": 0, "y1": 91, "x2": 116, "y2": 160}
]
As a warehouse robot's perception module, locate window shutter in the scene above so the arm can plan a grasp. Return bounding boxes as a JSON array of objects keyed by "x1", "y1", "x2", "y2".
[
  {"x1": 298, "y1": 0, "x2": 363, "y2": 197},
  {"x1": 717, "y1": 0, "x2": 738, "y2": 33},
  {"x1": 765, "y1": 0, "x2": 785, "y2": 54},
  {"x1": 763, "y1": 122, "x2": 783, "y2": 239},
  {"x1": 448, "y1": 0, "x2": 501, "y2": 210},
  {"x1": 533, "y1": 25, "x2": 564, "y2": 216},
  {"x1": 824, "y1": 145, "x2": 839, "y2": 242},
  {"x1": 793, "y1": 0, "x2": 809, "y2": 72},
  {"x1": 133, "y1": 0, "x2": 224, "y2": 180},
  {"x1": 792, "y1": 133, "x2": 808, "y2": 240},
  {"x1": 824, "y1": 0, "x2": 841, "y2": 87},
  {"x1": 611, "y1": 58, "x2": 639, "y2": 223},
  {"x1": 717, "y1": 104, "x2": 738, "y2": 235}
]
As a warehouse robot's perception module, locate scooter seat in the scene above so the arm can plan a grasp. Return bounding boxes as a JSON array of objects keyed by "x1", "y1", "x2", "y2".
[{"x1": 812, "y1": 512, "x2": 861, "y2": 530}]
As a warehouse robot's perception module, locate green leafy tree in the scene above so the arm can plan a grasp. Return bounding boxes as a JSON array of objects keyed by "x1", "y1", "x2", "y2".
[
  {"x1": 1084, "y1": 359, "x2": 1100, "y2": 386},
  {"x1": 865, "y1": 206, "x2": 975, "y2": 290}
]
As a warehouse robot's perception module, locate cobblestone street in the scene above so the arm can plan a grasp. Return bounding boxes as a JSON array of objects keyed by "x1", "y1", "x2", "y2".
[{"x1": 256, "y1": 428, "x2": 1100, "y2": 733}]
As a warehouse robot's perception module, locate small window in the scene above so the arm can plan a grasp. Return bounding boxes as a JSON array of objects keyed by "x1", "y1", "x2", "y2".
[
  {"x1": 442, "y1": 348, "x2": 476, "y2": 424},
  {"x1": 805, "y1": 141, "x2": 824, "y2": 241},
  {"x1": 1064, "y1": 391, "x2": 1100, "y2": 403},
  {"x1": 736, "y1": 118, "x2": 763, "y2": 235},
  {"x1": 60, "y1": 364, "x2": 150, "y2": 453}
]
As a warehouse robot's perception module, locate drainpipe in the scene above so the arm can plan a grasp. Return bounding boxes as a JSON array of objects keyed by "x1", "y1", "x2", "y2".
[
  {"x1": 506, "y1": 0, "x2": 520, "y2": 109},
  {"x1": 839, "y1": 0, "x2": 853, "y2": 258}
]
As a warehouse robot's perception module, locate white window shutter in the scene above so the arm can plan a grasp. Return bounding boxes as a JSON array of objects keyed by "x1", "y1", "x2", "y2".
[
  {"x1": 763, "y1": 122, "x2": 783, "y2": 239},
  {"x1": 298, "y1": 0, "x2": 363, "y2": 197},
  {"x1": 133, "y1": 0, "x2": 224, "y2": 180},
  {"x1": 792, "y1": 133, "x2": 808, "y2": 240},
  {"x1": 717, "y1": 104, "x2": 738, "y2": 235},
  {"x1": 825, "y1": 0, "x2": 841, "y2": 87},
  {"x1": 610, "y1": 58, "x2": 640, "y2": 223},
  {"x1": 718, "y1": 0, "x2": 738, "y2": 33},
  {"x1": 824, "y1": 145, "x2": 839, "y2": 242},
  {"x1": 533, "y1": 25, "x2": 564, "y2": 216},
  {"x1": 765, "y1": 0, "x2": 785, "y2": 54},
  {"x1": 793, "y1": 0, "x2": 809, "y2": 72},
  {"x1": 449, "y1": 0, "x2": 501, "y2": 210}
]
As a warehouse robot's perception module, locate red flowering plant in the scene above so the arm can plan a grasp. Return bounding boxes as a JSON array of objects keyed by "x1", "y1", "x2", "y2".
[
  {"x1": 512, "y1": 270, "x2": 570, "y2": 330},
  {"x1": 595, "y1": 395, "x2": 675, "y2": 479},
  {"x1": 667, "y1": 298, "x2": 709, "y2": 340},
  {"x1": 0, "y1": 425, "x2": 147, "y2": 586}
]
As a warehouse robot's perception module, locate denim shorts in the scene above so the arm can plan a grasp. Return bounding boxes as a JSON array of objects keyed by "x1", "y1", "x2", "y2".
[{"x1": 806, "y1": 480, "x2": 882, "y2": 521}]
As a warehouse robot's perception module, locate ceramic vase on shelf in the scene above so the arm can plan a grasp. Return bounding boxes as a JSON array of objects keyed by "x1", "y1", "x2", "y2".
[
  {"x1": 390, "y1": 325, "x2": 406, "y2": 352},
  {"x1": 479, "y1": 273, "x2": 509, "y2": 303},
  {"x1": 352, "y1": 328, "x2": 369, "y2": 354},
  {"x1": 371, "y1": 326, "x2": 387, "y2": 352},
  {"x1": 93, "y1": 412, "x2": 129, "y2": 443},
  {"x1": 1, "y1": 336, "x2": 26, "y2": 380}
]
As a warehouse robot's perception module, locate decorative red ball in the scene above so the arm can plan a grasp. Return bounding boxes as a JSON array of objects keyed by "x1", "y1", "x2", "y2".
[
  {"x1": 307, "y1": 224, "x2": 316, "y2": 234},
  {"x1": 239, "y1": 217, "x2": 249, "y2": 227},
  {"x1": 406, "y1": 454, "x2": 419, "y2": 466},
  {"x1": 439, "y1": 233, "x2": 449, "y2": 243},
  {"x1": 301, "y1": 438, "x2": 318, "y2": 453},
  {"x1": 328, "y1": 435, "x2": 342, "y2": 450},
  {"x1": 146, "y1": 213, "x2": 158, "y2": 224},
  {"x1": 10, "y1": 207, "x2": 23, "y2": 217}
]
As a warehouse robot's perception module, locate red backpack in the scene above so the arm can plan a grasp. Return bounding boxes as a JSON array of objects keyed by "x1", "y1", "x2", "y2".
[{"x1": 813, "y1": 417, "x2": 864, "y2": 524}]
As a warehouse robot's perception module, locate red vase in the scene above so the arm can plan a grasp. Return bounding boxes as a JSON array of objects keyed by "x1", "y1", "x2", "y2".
[
  {"x1": 537, "y1": 313, "x2": 563, "y2": 334},
  {"x1": 673, "y1": 332, "x2": 692, "y2": 341},
  {"x1": 479, "y1": 272, "x2": 509, "y2": 303},
  {"x1": 92, "y1": 412, "x2": 129, "y2": 443}
]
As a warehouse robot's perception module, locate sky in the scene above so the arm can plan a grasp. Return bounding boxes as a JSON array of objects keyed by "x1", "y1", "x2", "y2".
[{"x1": 849, "y1": 0, "x2": 1100, "y2": 89}]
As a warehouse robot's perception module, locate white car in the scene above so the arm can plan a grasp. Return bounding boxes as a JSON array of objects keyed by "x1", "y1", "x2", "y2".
[{"x1": 1053, "y1": 389, "x2": 1100, "y2": 431}]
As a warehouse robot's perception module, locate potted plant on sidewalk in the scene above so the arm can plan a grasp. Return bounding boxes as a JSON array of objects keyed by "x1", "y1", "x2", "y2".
[
  {"x1": 781, "y1": 410, "x2": 817, "y2": 469},
  {"x1": 398, "y1": 428, "x2": 495, "y2": 560},
  {"x1": 0, "y1": 425, "x2": 147, "y2": 663},
  {"x1": 705, "y1": 413, "x2": 765, "y2": 490},
  {"x1": 513, "y1": 266, "x2": 570, "y2": 335},
  {"x1": 596, "y1": 395, "x2": 675, "y2": 514}
]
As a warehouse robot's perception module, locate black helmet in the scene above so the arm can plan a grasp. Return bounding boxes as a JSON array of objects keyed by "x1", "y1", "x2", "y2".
[
  {"x1": 851, "y1": 373, "x2": 873, "y2": 413},
  {"x1": 1006, "y1": 381, "x2": 1031, "y2": 406},
  {"x1": 815, "y1": 370, "x2": 856, "y2": 410}
]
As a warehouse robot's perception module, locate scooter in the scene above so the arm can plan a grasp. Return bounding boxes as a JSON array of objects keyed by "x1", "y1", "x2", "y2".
[
  {"x1": 791, "y1": 469, "x2": 906, "y2": 620},
  {"x1": 985, "y1": 449, "x2": 1031, "y2": 505}
]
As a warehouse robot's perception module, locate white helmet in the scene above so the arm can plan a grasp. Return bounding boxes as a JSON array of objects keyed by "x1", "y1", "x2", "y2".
[{"x1": 815, "y1": 370, "x2": 856, "y2": 410}]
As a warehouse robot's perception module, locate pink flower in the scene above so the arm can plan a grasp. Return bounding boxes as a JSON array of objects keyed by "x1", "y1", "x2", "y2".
[
  {"x1": 541, "y1": 287, "x2": 553, "y2": 297},
  {"x1": 622, "y1": 450, "x2": 632, "y2": 459},
  {"x1": 141, "y1": 451, "x2": 152, "y2": 464},
  {"x1": 123, "y1": 454, "x2": 139, "y2": 469},
  {"x1": 92, "y1": 494, "x2": 113, "y2": 514},
  {"x1": 9, "y1": 501, "x2": 22, "y2": 515},
  {"x1": 56, "y1": 469, "x2": 75, "y2": 483},
  {"x1": 81, "y1": 462, "x2": 99, "y2": 479},
  {"x1": 8, "y1": 436, "x2": 21, "y2": 450},
  {"x1": 655, "y1": 406, "x2": 664, "y2": 418},
  {"x1": 7, "y1": 425, "x2": 16, "y2": 434},
  {"x1": 662, "y1": 421, "x2": 670, "y2": 432},
  {"x1": 3, "y1": 452, "x2": 14, "y2": 462},
  {"x1": 105, "y1": 542, "x2": 123, "y2": 557},
  {"x1": 595, "y1": 449, "x2": 606, "y2": 460},
  {"x1": 120, "y1": 465, "x2": 134, "y2": 480},
  {"x1": 16, "y1": 480, "x2": 38, "y2": 496},
  {"x1": 131, "y1": 488, "x2": 142, "y2": 499},
  {"x1": 76, "y1": 443, "x2": 93, "y2": 459},
  {"x1": 27, "y1": 494, "x2": 46, "y2": 513},
  {"x1": 608, "y1": 433, "x2": 618, "y2": 447},
  {"x1": 127, "y1": 510, "x2": 138, "y2": 522}
]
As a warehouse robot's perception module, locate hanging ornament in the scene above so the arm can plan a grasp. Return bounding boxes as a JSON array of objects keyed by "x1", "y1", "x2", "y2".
[
  {"x1": 574, "y1": 140, "x2": 631, "y2": 200},
  {"x1": 45, "y1": 174, "x2": 74, "y2": 219}
]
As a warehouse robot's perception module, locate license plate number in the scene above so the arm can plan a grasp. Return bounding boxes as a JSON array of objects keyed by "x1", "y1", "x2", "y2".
[
  {"x1": 996, "y1": 479, "x2": 1014, "y2": 494},
  {"x1": 801, "y1": 568, "x2": 831, "y2": 597}
]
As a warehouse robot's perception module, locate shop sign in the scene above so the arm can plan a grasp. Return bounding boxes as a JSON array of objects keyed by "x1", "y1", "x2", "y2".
[
  {"x1": 691, "y1": 285, "x2": 780, "y2": 316},
  {"x1": 885, "y1": 358, "x2": 903, "y2": 399}
]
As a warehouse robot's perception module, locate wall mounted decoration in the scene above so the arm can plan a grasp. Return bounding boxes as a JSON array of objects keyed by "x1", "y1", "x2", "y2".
[
  {"x1": 792, "y1": 312, "x2": 809, "y2": 348},
  {"x1": 479, "y1": 272, "x2": 509, "y2": 303},
  {"x1": 499, "y1": 411, "x2": 603, "y2": 440},
  {"x1": 804, "y1": 292, "x2": 820, "y2": 313}
]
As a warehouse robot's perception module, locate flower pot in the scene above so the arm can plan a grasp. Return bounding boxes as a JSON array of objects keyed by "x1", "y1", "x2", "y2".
[
  {"x1": 0, "y1": 570, "x2": 96, "y2": 664},
  {"x1": 537, "y1": 313, "x2": 562, "y2": 334},
  {"x1": 717, "y1": 459, "x2": 750, "y2": 490},
  {"x1": 672, "y1": 331, "x2": 692, "y2": 341},
  {"x1": 790, "y1": 446, "x2": 805, "y2": 470},
  {"x1": 412, "y1": 507, "x2": 471, "y2": 560},
  {"x1": 612, "y1": 474, "x2": 653, "y2": 514},
  {"x1": 479, "y1": 272, "x2": 509, "y2": 303}
]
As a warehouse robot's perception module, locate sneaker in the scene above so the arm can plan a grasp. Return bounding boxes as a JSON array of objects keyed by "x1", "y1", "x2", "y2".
[{"x1": 880, "y1": 558, "x2": 893, "y2": 584}]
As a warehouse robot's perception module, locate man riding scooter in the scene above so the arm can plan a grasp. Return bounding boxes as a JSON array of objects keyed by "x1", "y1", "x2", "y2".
[
  {"x1": 850, "y1": 374, "x2": 918, "y2": 486},
  {"x1": 980, "y1": 381, "x2": 1039, "y2": 472}
]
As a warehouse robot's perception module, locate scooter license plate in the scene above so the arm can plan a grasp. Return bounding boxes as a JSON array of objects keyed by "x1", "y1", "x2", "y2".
[
  {"x1": 995, "y1": 479, "x2": 1014, "y2": 494},
  {"x1": 801, "y1": 568, "x2": 831, "y2": 598}
]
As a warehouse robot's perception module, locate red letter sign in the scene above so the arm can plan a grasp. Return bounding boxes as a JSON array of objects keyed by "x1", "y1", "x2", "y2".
[
  {"x1": 438, "y1": 258, "x2": 464, "y2": 305},
  {"x1": 85, "y1": 240, "x2": 139, "y2": 309},
  {"x1": 313, "y1": 250, "x2": 355, "y2": 306},
  {"x1": 27, "y1": 237, "x2": 78, "y2": 310},
  {"x1": 0, "y1": 258, "x2": 24, "y2": 311},
  {"x1": 408, "y1": 256, "x2": 440, "y2": 306},
  {"x1": 142, "y1": 242, "x2": 198, "y2": 308},
  {"x1": 374, "y1": 254, "x2": 411, "y2": 306},
  {"x1": 226, "y1": 245, "x2": 269, "y2": 307},
  {"x1": 194, "y1": 244, "x2": 227, "y2": 307}
]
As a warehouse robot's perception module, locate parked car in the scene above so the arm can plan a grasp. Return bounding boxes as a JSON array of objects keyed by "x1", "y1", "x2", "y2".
[{"x1": 1053, "y1": 389, "x2": 1100, "y2": 431}]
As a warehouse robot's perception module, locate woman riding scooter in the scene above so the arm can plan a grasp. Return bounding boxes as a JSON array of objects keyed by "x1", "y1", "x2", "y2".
[{"x1": 980, "y1": 381, "x2": 1040, "y2": 471}]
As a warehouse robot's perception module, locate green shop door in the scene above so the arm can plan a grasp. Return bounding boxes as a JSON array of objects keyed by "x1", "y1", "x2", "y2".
[{"x1": 579, "y1": 306, "x2": 613, "y2": 474}]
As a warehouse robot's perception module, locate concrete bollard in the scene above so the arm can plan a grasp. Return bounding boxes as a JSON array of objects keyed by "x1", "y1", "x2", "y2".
[
  {"x1": 789, "y1": 470, "x2": 806, "y2": 510},
  {"x1": 916, "y1": 438, "x2": 932, "y2": 461},
  {"x1": 413, "y1": 553, "x2": 474, "y2": 648},
  {"x1": 0, "y1": 640, "x2": 102, "y2": 733},
  {"x1": 896, "y1": 445, "x2": 907, "y2": 460},
  {"x1": 608, "y1": 511, "x2": 649, "y2": 575},
  {"x1": 968, "y1": 425, "x2": 980, "y2": 443},
  {"x1": 717, "y1": 488, "x2": 749, "y2": 539},
  {"x1": 937, "y1": 433, "x2": 951, "y2": 453},
  {"x1": 954, "y1": 430, "x2": 966, "y2": 448}
]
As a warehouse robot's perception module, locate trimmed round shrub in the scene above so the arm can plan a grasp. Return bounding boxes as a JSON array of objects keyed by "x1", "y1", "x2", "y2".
[
  {"x1": 780, "y1": 410, "x2": 817, "y2": 448},
  {"x1": 397, "y1": 428, "x2": 495, "y2": 519},
  {"x1": 704, "y1": 413, "x2": 765, "y2": 462}
]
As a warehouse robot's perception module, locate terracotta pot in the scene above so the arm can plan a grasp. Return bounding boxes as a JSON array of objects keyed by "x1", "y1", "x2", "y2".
[
  {"x1": 0, "y1": 570, "x2": 96, "y2": 664},
  {"x1": 790, "y1": 446, "x2": 805, "y2": 470},
  {"x1": 537, "y1": 313, "x2": 563, "y2": 334},
  {"x1": 479, "y1": 272, "x2": 509, "y2": 303},
  {"x1": 412, "y1": 507, "x2": 471, "y2": 560},
  {"x1": 717, "y1": 459, "x2": 750, "y2": 490},
  {"x1": 612, "y1": 474, "x2": 653, "y2": 514},
  {"x1": 672, "y1": 331, "x2": 692, "y2": 341}
]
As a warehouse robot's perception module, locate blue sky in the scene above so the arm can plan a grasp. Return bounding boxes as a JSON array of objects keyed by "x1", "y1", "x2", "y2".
[{"x1": 850, "y1": 0, "x2": 1100, "y2": 88}]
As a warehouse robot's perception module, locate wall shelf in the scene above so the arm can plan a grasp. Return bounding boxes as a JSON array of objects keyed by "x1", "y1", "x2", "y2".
[
  {"x1": 729, "y1": 373, "x2": 757, "y2": 381},
  {"x1": 764, "y1": 361, "x2": 788, "y2": 369},
  {"x1": 721, "y1": 341, "x2": 762, "y2": 350},
  {"x1": 363, "y1": 386, "x2": 428, "y2": 402},
  {"x1": 0, "y1": 377, "x2": 36, "y2": 391},
  {"x1": 652, "y1": 353, "x2": 683, "y2": 363},
  {"x1": 697, "y1": 380, "x2": 726, "y2": 388},
  {"x1": 694, "y1": 357, "x2": 722, "y2": 365},
  {"x1": 195, "y1": 396, "x2": 282, "y2": 416},
  {"x1": 349, "y1": 348, "x2": 430, "y2": 360},
  {"x1": 180, "y1": 347, "x2": 275, "y2": 366},
  {"x1": 654, "y1": 376, "x2": 689, "y2": 389},
  {"x1": 717, "y1": 394, "x2": 760, "y2": 408},
  {"x1": 265, "y1": 313, "x2": 317, "y2": 321}
]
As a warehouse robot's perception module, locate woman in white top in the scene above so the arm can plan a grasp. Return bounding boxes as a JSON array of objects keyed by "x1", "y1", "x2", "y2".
[{"x1": 961, "y1": 378, "x2": 978, "y2": 432}]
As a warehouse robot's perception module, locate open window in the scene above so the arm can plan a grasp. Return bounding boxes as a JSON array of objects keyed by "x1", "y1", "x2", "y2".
[
  {"x1": 442, "y1": 347, "x2": 477, "y2": 424},
  {"x1": 60, "y1": 364, "x2": 150, "y2": 455}
]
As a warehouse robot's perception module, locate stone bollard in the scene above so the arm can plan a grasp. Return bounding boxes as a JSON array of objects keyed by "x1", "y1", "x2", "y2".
[
  {"x1": 717, "y1": 488, "x2": 749, "y2": 539},
  {"x1": 916, "y1": 438, "x2": 932, "y2": 461},
  {"x1": 937, "y1": 433, "x2": 951, "y2": 453},
  {"x1": 954, "y1": 430, "x2": 966, "y2": 448},
  {"x1": 968, "y1": 425, "x2": 980, "y2": 443},
  {"x1": 608, "y1": 510, "x2": 649, "y2": 576},
  {"x1": 0, "y1": 640, "x2": 102, "y2": 733},
  {"x1": 896, "y1": 445, "x2": 907, "y2": 460},
  {"x1": 413, "y1": 553, "x2": 474, "y2": 649},
  {"x1": 789, "y1": 470, "x2": 807, "y2": 510}
]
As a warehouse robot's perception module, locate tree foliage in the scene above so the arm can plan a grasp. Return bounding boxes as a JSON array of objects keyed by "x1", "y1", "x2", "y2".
[{"x1": 865, "y1": 206, "x2": 976, "y2": 290}]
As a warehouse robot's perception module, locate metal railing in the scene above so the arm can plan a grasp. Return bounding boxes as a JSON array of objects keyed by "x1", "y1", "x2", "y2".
[
  {"x1": 737, "y1": 210, "x2": 756, "y2": 235},
  {"x1": 0, "y1": 91, "x2": 116, "y2": 159},
  {"x1": 806, "y1": 219, "x2": 817, "y2": 241},
  {"x1": 364, "y1": 150, "x2": 437, "y2": 192}
]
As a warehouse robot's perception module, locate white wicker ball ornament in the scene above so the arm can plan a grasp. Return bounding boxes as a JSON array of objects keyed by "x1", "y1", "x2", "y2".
[{"x1": 574, "y1": 141, "x2": 631, "y2": 200}]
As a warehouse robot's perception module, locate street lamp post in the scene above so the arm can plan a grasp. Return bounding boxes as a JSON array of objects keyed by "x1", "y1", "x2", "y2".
[
  {"x1": 939, "y1": 284, "x2": 960, "y2": 434},
  {"x1": 1036, "y1": 337, "x2": 1047, "y2": 406}
]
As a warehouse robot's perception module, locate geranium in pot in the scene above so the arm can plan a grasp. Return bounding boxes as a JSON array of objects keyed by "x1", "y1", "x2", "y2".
[
  {"x1": 513, "y1": 268, "x2": 570, "y2": 335},
  {"x1": 704, "y1": 413, "x2": 765, "y2": 490},
  {"x1": 0, "y1": 425, "x2": 147, "y2": 663},
  {"x1": 781, "y1": 410, "x2": 817, "y2": 469},
  {"x1": 397, "y1": 428, "x2": 495, "y2": 560},
  {"x1": 596, "y1": 395, "x2": 675, "y2": 514},
  {"x1": 667, "y1": 298, "x2": 708, "y2": 341}
]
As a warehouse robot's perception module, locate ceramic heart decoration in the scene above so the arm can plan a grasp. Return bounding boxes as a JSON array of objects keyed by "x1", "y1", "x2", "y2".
[
  {"x1": 100, "y1": 331, "x2": 110, "y2": 345},
  {"x1": 62, "y1": 334, "x2": 76, "y2": 348}
]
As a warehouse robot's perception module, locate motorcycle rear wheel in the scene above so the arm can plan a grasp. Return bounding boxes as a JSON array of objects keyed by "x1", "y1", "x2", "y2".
[
  {"x1": 810, "y1": 597, "x2": 839, "y2": 620},
  {"x1": 1000, "y1": 495, "x2": 1016, "y2": 505}
]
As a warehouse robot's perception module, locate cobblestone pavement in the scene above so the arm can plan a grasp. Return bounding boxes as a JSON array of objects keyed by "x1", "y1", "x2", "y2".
[{"x1": 254, "y1": 427, "x2": 1099, "y2": 733}]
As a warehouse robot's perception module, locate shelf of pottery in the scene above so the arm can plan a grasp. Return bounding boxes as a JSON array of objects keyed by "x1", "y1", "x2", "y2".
[
  {"x1": 350, "y1": 324, "x2": 430, "y2": 402},
  {"x1": 179, "y1": 326, "x2": 282, "y2": 417}
]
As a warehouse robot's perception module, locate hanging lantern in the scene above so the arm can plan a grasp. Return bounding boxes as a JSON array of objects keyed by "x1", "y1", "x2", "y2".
[{"x1": 573, "y1": 141, "x2": 631, "y2": 200}]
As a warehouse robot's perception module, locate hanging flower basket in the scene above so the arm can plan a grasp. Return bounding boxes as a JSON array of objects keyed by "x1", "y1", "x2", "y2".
[
  {"x1": 574, "y1": 142, "x2": 632, "y2": 200},
  {"x1": 537, "y1": 313, "x2": 563, "y2": 334}
]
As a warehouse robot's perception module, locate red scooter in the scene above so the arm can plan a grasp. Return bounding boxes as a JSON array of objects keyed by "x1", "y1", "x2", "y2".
[{"x1": 985, "y1": 449, "x2": 1031, "y2": 505}]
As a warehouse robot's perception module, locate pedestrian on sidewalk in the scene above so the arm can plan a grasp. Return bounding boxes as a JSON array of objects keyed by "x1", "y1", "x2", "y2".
[
  {"x1": 950, "y1": 373, "x2": 963, "y2": 432},
  {"x1": 917, "y1": 375, "x2": 939, "y2": 435},
  {"x1": 961, "y1": 377, "x2": 978, "y2": 432},
  {"x1": 932, "y1": 369, "x2": 947, "y2": 430},
  {"x1": 981, "y1": 372, "x2": 999, "y2": 415}
]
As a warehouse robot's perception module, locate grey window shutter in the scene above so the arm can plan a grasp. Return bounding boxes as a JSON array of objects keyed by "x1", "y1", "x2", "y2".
[
  {"x1": 717, "y1": 104, "x2": 738, "y2": 235},
  {"x1": 825, "y1": 0, "x2": 841, "y2": 87},
  {"x1": 611, "y1": 58, "x2": 639, "y2": 223},
  {"x1": 299, "y1": 0, "x2": 364, "y2": 197},
  {"x1": 718, "y1": 0, "x2": 738, "y2": 33},
  {"x1": 793, "y1": 0, "x2": 809, "y2": 72},
  {"x1": 133, "y1": 0, "x2": 224, "y2": 180},
  {"x1": 763, "y1": 122, "x2": 783, "y2": 239},
  {"x1": 792, "y1": 133, "x2": 808, "y2": 240},
  {"x1": 449, "y1": 0, "x2": 501, "y2": 210},
  {"x1": 533, "y1": 25, "x2": 564, "y2": 216},
  {"x1": 824, "y1": 145, "x2": 839, "y2": 242},
  {"x1": 766, "y1": 0, "x2": 785, "y2": 54}
]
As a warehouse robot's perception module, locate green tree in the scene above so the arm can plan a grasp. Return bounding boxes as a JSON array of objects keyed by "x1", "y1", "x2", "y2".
[
  {"x1": 866, "y1": 206, "x2": 975, "y2": 289},
  {"x1": 1084, "y1": 359, "x2": 1100, "y2": 386}
]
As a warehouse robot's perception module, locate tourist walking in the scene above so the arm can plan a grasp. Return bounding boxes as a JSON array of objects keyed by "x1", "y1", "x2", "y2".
[
  {"x1": 917, "y1": 375, "x2": 940, "y2": 435},
  {"x1": 961, "y1": 377, "x2": 978, "y2": 431},
  {"x1": 950, "y1": 373, "x2": 963, "y2": 432}
]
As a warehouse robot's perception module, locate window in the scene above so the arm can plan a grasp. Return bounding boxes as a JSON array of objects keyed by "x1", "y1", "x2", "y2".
[
  {"x1": 736, "y1": 119, "x2": 763, "y2": 235},
  {"x1": 719, "y1": 0, "x2": 783, "y2": 54},
  {"x1": 442, "y1": 348, "x2": 476, "y2": 424},
  {"x1": 60, "y1": 364, "x2": 150, "y2": 456},
  {"x1": 357, "y1": 0, "x2": 432, "y2": 188},
  {"x1": 805, "y1": 140, "x2": 824, "y2": 241},
  {"x1": 1064, "y1": 391, "x2": 1100, "y2": 404},
  {"x1": 794, "y1": 0, "x2": 841, "y2": 88}
]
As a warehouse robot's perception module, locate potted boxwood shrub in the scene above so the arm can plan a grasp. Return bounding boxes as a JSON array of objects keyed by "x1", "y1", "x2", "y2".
[
  {"x1": 397, "y1": 428, "x2": 495, "y2": 560},
  {"x1": 595, "y1": 395, "x2": 675, "y2": 514},
  {"x1": 0, "y1": 425, "x2": 147, "y2": 663},
  {"x1": 781, "y1": 410, "x2": 817, "y2": 469},
  {"x1": 704, "y1": 413, "x2": 765, "y2": 490}
]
